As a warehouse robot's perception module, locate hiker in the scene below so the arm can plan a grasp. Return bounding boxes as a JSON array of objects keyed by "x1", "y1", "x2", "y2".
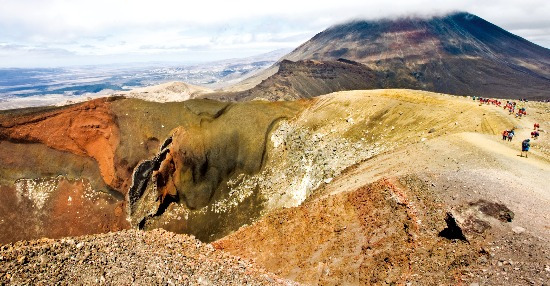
[
  {"x1": 534, "y1": 131, "x2": 540, "y2": 140},
  {"x1": 521, "y1": 139, "x2": 531, "y2": 158},
  {"x1": 507, "y1": 129, "x2": 515, "y2": 142},
  {"x1": 502, "y1": 130, "x2": 509, "y2": 140},
  {"x1": 534, "y1": 123, "x2": 540, "y2": 130}
]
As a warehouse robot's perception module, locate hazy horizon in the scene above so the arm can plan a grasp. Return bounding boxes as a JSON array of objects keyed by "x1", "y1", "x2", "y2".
[
  {"x1": 0, "y1": 48, "x2": 292, "y2": 69},
  {"x1": 1, "y1": 0, "x2": 550, "y2": 68}
]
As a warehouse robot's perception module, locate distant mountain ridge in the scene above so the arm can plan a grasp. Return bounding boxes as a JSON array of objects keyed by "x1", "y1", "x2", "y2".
[
  {"x1": 0, "y1": 49, "x2": 290, "y2": 110},
  {"x1": 231, "y1": 12, "x2": 550, "y2": 100}
]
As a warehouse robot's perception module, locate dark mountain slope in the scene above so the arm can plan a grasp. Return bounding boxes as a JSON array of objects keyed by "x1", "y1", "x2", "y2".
[
  {"x1": 287, "y1": 12, "x2": 550, "y2": 69},
  {"x1": 232, "y1": 59, "x2": 385, "y2": 101},
  {"x1": 233, "y1": 12, "x2": 550, "y2": 100}
]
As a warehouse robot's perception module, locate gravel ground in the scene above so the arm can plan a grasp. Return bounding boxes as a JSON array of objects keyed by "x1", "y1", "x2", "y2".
[
  {"x1": 0, "y1": 229, "x2": 298, "y2": 285},
  {"x1": 463, "y1": 232, "x2": 550, "y2": 286}
]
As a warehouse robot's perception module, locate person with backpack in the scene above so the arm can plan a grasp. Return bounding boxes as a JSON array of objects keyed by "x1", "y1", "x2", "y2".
[
  {"x1": 521, "y1": 139, "x2": 531, "y2": 158},
  {"x1": 507, "y1": 129, "x2": 515, "y2": 142}
]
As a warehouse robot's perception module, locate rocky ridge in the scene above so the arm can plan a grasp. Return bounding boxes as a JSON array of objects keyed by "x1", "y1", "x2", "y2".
[{"x1": 0, "y1": 229, "x2": 298, "y2": 285}]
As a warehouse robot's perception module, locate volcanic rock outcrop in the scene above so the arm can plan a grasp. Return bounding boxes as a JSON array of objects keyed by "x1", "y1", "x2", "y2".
[
  {"x1": 0, "y1": 96, "x2": 303, "y2": 242},
  {"x1": 0, "y1": 99, "x2": 128, "y2": 243},
  {"x1": 1, "y1": 88, "x2": 549, "y2": 285},
  {"x1": 0, "y1": 88, "x2": 521, "y2": 243},
  {"x1": 213, "y1": 177, "x2": 486, "y2": 285},
  {"x1": 0, "y1": 98, "x2": 120, "y2": 189},
  {"x1": 126, "y1": 100, "x2": 302, "y2": 241},
  {"x1": 0, "y1": 88, "x2": 516, "y2": 243}
]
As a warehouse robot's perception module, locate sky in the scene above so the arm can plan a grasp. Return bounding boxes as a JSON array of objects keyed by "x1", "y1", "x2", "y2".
[{"x1": 0, "y1": 0, "x2": 549, "y2": 68}]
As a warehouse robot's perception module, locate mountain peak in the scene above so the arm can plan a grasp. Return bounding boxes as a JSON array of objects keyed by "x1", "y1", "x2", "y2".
[
  {"x1": 242, "y1": 12, "x2": 550, "y2": 100},
  {"x1": 289, "y1": 11, "x2": 549, "y2": 63}
]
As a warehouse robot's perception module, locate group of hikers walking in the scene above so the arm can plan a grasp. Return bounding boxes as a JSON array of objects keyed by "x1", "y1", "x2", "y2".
[
  {"x1": 531, "y1": 123, "x2": 541, "y2": 140},
  {"x1": 475, "y1": 96, "x2": 502, "y2": 106},
  {"x1": 502, "y1": 123, "x2": 541, "y2": 158},
  {"x1": 504, "y1": 101, "x2": 527, "y2": 117},
  {"x1": 515, "y1": 123, "x2": 541, "y2": 158},
  {"x1": 478, "y1": 95, "x2": 543, "y2": 158},
  {"x1": 473, "y1": 96, "x2": 540, "y2": 158},
  {"x1": 474, "y1": 96, "x2": 528, "y2": 118}
]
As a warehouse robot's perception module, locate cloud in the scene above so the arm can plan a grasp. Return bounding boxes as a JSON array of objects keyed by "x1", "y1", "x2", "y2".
[
  {"x1": 0, "y1": 43, "x2": 79, "y2": 67},
  {"x1": 0, "y1": 43, "x2": 74, "y2": 56},
  {"x1": 0, "y1": 0, "x2": 549, "y2": 67}
]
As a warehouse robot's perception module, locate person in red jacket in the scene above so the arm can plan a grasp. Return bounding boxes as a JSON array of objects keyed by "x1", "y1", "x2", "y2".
[{"x1": 502, "y1": 130, "x2": 509, "y2": 140}]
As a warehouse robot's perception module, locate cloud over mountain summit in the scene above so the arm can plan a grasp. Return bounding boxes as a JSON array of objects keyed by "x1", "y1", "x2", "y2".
[{"x1": 0, "y1": 0, "x2": 549, "y2": 67}]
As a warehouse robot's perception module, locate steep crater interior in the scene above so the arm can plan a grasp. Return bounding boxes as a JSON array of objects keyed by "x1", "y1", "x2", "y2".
[{"x1": 118, "y1": 99, "x2": 301, "y2": 242}]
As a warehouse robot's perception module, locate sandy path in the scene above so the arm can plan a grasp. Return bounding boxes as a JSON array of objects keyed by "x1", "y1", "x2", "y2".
[
  {"x1": 460, "y1": 132, "x2": 550, "y2": 171},
  {"x1": 314, "y1": 99, "x2": 550, "y2": 240}
]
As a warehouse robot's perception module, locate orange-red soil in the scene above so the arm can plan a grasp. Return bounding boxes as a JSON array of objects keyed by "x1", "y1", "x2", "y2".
[{"x1": 0, "y1": 98, "x2": 121, "y2": 190}]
